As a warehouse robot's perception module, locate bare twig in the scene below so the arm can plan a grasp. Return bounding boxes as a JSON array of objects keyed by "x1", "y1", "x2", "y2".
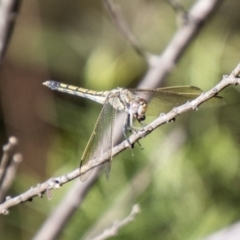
[
  {"x1": 103, "y1": 0, "x2": 151, "y2": 61},
  {"x1": 168, "y1": 0, "x2": 186, "y2": 14},
  {"x1": 0, "y1": 137, "x2": 22, "y2": 203},
  {"x1": 167, "y1": 0, "x2": 188, "y2": 26},
  {"x1": 0, "y1": 0, "x2": 21, "y2": 62},
  {"x1": 140, "y1": 0, "x2": 222, "y2": 88},
  {"x1": 0, "y1": 154, "x2": 22, "y2": 203},
  {"x1": 91, "y1": 204, "x2": 141, "y2": 240},
  {"x1": 0, "y1": 63, "x2": 239, "y2": 215},
  {"x1": 0, "y1": 137, "x2": 18, "y2": 184},
  {"x1": 103, "y1": 0, "x2": 222, "y2": 88}
]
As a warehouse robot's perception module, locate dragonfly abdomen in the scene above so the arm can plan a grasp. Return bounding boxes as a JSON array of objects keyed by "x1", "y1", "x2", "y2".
[{"x1": 43, "y1": 81, "x2": 109, "y2": 104}]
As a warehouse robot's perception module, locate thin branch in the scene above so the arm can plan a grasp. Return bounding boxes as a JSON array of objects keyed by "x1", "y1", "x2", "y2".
[
  {"x1": 0, "y1": 63, "x2": 240, "y2": 215},
  {"x1": 140, "y1": 0, "x2": 222, "y2": 88},
  {"x1": 0, "y1": 137, "x2": 22, "y2": 202},
  {"x1": 103, "y1": 0, "x2": 151, "y2": 61},
  {"x1": 103, "y1": 0, "x2": 222, "y2": 87},
  {"x1": 91, "y1": 204, "x2": 141, "y2": 240},
  {"x1": 167, "y1": 0, "x2": 188, "y2": 26},
  {"x1": 0, "y1": 137, "x2": 18, "y2": 184},
  {"x1": 0, "y1": 154, "x2": 22, "y2": 203},
  {"x1": 0, "y1": 0, "x2": 21, "y2": 62},
  {"x1": 168, "y1": 0, "x2": 186, "y2": 14}
]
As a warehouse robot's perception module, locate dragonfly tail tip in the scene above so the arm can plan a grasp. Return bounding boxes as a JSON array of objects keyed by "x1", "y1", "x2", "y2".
[{"x1": 43, "y1": 80, "x2": 60, "y2": 90}]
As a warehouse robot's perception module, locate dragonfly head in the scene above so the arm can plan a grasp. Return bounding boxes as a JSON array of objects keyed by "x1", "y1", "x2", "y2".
[
  {"x1": 129, "y1": 98, "x2": 148, "y2": 123},
  {"x1": 136, "y1": 98, "x2": 147, "y2": 122}
]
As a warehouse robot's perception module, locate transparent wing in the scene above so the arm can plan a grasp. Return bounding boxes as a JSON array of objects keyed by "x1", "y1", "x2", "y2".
[
  {"x1": 131, "y1": 86, "x2": 225, "y2": 116},
  {"x1": 80, "y1": 99, "x2": 116, "y2": 181}
]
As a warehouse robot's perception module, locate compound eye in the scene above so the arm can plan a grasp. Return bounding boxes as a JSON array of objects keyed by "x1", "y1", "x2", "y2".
[
  {"x1": 138, "y1": 99, "x2": 147, "y2": 115},
  {"x1": 137, "y1": 114, "x2": 145, "y2": 122}
]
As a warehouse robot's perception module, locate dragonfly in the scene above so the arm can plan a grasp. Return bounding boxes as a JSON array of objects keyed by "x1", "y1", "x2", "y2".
[{"x1": 43, "y1": 81, "x2": 225, "y2": 181}]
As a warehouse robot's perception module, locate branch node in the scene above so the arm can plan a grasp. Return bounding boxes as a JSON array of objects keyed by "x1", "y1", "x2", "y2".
[
  {"x1": 233, "y1": 78, "x2": 239, "y2": 86},
  {"x1": 18, "y1": 196, "x2": 23, "y2": 202},
  {"x1": 172, "y1": 107, "x2": 180, "y2": 115},
  {"x1": 2, "y1": 209, "x2": 9, "y2": 215},
  {"x1": 5, "y1": 195, "x2": 11, "y2": 200},
  {"x1": 9, "y1": 136, "x2": 18, "y2": 145},
  {"x1": 212, "y1": 87, "x2": 219, "y2": 94},
  {"x1": 168, "y1": 0, "x2": 188, "y2": 27},
  {"x1": 13, "y1": 153, "x2": 22, "y2": 163},
  {"x1": 59, "y1": 175, "x2": 69, "y2": 183},
  {"x1": 187, "y1": 100, "x2": 198, "y2": 111},
  {"x1": 48, "y1": 178, "x2": 61, "y2": 189}
]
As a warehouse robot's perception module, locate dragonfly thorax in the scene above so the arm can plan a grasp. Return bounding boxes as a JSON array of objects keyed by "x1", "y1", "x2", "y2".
[{"x1": 128, "y1": 98, "x2": 148, "y2": 122}]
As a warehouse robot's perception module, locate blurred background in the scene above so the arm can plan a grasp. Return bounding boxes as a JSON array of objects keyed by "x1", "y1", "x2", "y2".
[{"x1": 1, "y1": 0, "x2": 240, "y2": 239}]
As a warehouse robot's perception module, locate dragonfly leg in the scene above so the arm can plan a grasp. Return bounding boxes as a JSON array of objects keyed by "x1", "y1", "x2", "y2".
[
  {"x1": 124, "y1": 113, "x2": 143, "y2": 132},
  {"x1": 123, "y1": 114, "x2": 133, "y2": 148},
  {"x1": 123, "y1": 114, "x2": 144, "y2": 150}
]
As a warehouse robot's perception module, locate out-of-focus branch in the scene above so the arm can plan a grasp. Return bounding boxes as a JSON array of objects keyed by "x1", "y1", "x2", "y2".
[
  {"x1": 167, "y1": 0, "x2": 188, "y2": 26},
  {"x1": 0, "y1": 153, "x2": 22, "y2": 203},
  {"x1": 168, "y1": 0, "x2": 186, "y2": 14},
  {"x1": 203, "y1": 221, "x2": 240, "y2": 240},
  {"x1": 91, "y1": 204, "x2": 141, "y2": 240},
  {"x1": 0, "y1": 136, "x2": 18, "y2": 182},
  {"x1": 104, "y1": 0, "x2": 222, "y2": 88},
  {"x1": 0, "y1": 137, "x2": 22, "y2": 203},
  {"x1": 1, "y1": 63, "x2": 240, "y2": 215},
  {"x1": 103, "y1": 0, "x2": 151, "y2": 61},
  {"x1": 140, "y1": 0, "x2": 222, "y2": 88},
  {"x1": 0, "y1": 0, "x2": 21, "y2": 62}
]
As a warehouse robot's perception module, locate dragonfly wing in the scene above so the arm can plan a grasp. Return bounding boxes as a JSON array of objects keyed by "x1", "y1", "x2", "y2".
[
  {"x1": 80, "y1": 100, "x2": 116, "y2": 181},
  {"x1": 132, "y1": 86, "x2": 225, "y2": 116}
]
